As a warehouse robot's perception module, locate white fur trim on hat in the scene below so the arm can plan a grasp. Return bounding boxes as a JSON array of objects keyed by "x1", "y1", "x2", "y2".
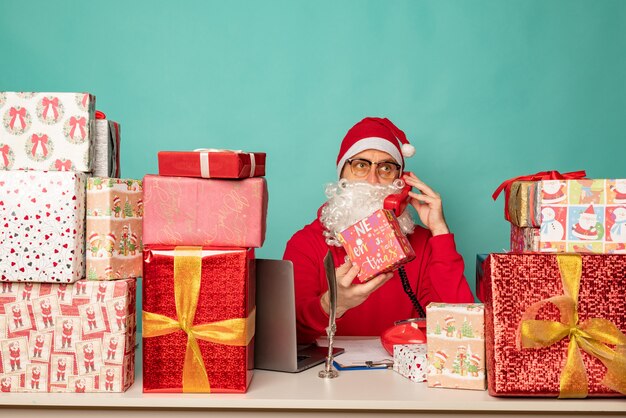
[{"x1": 337, "y1": 137, "x2": 403, "y2": 178}]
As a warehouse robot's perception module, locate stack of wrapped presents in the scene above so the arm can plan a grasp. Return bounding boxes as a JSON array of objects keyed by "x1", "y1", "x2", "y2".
[
  {"x1": 141, "y1": 149, "x2": 267, "y2": 393},
  {"x1": 0, "y1": 92, "x2": 140, "y2": 393},
  {"x1": 479, "y1": 171, "x2": 626, "y2": 398}
]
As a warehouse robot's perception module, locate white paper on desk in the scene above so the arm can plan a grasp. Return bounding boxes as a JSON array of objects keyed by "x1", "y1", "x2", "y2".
[{"x1": 316, "y1": 337, "x2": 393, "y2": 367}]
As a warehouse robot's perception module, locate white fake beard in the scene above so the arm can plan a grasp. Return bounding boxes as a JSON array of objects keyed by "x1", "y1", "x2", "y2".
[{"x1": 320, "y1": 179, "x2": 416, "y2": 247}]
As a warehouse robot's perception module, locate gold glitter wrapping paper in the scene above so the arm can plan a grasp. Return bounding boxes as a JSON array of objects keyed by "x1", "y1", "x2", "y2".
[
  {"x1": 507, "y1": 181, "x2": 541, "y2": 227},
  {"x1": 479, "y1": 253, "x2": 626, "y2": 397}
]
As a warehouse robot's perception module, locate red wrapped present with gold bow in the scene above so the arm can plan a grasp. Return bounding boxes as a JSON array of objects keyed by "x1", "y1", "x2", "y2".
[
  {"x1": 142, "y1": 246, "x2": 255, "y2": 393},
  {"x1": 479, "y1": 253, "x2": 626, "y2": 397}
]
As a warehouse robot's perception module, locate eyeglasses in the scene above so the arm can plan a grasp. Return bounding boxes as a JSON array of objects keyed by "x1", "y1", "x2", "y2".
[{"x1": 346, "y1": 158, "x2": 401, "y2": 180}]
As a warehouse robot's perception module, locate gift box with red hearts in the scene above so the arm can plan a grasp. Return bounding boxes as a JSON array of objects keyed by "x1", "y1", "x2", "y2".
[
  {"x1": 0, "y1": 171, "x2": 86, "y2": 283},
  {"x1": 393, "y1": 344, "x2": 427, "y2": 382}
]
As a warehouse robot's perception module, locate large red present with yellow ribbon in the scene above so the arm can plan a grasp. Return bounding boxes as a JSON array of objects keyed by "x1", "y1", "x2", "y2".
[
  {"x1": 142, "y1": 246, "x2": 255, "y2": 393},
  {"x1": 479, "y1": 253, "x2": 626, "y2": 398}
]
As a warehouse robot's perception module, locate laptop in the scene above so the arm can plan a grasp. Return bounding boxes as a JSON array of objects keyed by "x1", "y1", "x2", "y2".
[{"x1": 255, "y1": 259, "x2": 344, "y2": 372}]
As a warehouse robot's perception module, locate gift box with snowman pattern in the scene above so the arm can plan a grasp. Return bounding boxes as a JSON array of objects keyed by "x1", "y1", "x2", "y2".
[{"x1": 538, "y1": 179, "x2": 626, "y2": 253}]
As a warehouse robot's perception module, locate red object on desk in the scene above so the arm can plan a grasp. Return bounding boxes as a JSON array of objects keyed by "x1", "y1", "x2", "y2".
[{"x1": 380, "y1": 319, "x2": 427, "y2": 356}]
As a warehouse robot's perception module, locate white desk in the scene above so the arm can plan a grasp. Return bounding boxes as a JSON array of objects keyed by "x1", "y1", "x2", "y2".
[{"x1": 0, "y1": 350, "x2": 624, "y2": 417}]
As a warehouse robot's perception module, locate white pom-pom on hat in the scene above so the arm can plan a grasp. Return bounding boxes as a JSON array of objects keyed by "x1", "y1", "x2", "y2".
[{"x1": 401, "y1": 143, "x2": 415, "y2": 158}]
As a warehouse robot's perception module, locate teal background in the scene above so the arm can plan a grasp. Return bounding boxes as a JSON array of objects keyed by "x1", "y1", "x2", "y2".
[{"x1": 2, "y1": 0, "x2": 626, "y2": 296}]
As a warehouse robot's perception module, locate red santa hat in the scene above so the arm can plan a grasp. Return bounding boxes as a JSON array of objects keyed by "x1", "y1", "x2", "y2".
[
  {"x1": 444, "y1": 315, "x2": 455, "y2": 326},
  {"x1": 336, "y1": 117, "x2": 415, "y2": 178},
  {"x1": 106, "y1": 233, "x2": 116, "y2": 243},
  {"x1": 113, "y1": 196, "x2": 121, "y2": 205},
  {"x1": 88, "y1": 232, "x2": 99, "y2": 244},
  {"x1": 434, "y1": 351, "x2": 448, "y2": 363},
  {"x1": 470, "y1": 354, "x2": 481, "y2": 363},
  {"x1": 583, "y1": 204, "x2": 595, "y2": 217}
]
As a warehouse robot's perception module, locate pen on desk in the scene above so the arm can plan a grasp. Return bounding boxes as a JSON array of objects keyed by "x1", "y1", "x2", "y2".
[{"x1": 334, "y1": 360, "x2": 394, "y2": 369}]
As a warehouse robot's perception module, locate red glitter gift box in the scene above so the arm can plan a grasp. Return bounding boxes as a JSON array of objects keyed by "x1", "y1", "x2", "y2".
[
  {"x1": 142, "y1": 246, "x2": 255, "y2": 393},
  {"x1": 337, "y1": 209, "x2": 415, "y2": 282},
  {"x1": 479, "y1": 253, "x2": 626, "y2": 397}
]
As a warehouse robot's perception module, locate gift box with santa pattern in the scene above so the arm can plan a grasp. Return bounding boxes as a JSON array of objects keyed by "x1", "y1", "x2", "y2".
[
  {"x1": 86, "y1": 178, "x2": 143, "y2": 281},
  {"x1": 426, "y1": 303, "x2": 486, "y2": 390},
  {"x1": 0, "y1": 279, "x2": 136, "y2": 393},
  {"x1": 539, "y1": 179, "x2": 626, "y2": 254},
  {"x1": 0, "y1": 92, "x2": 95, "y2": 172},
  {"x1": 0, "y1": 171, "x2": 86, "y2": 283}
]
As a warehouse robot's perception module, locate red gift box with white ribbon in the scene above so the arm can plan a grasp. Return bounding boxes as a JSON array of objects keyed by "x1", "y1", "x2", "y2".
[{"x1": 158, "y1": 149, "x2": 265, "y2": 179}]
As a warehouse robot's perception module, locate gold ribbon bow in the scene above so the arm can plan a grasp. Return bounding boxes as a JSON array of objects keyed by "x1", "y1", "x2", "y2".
[
  {"x1": 143, "y1": 247, "x2": 255, "y2": 392},
  {"x1": 518, "y1": 254, "x2": 626, "y2": 398}
]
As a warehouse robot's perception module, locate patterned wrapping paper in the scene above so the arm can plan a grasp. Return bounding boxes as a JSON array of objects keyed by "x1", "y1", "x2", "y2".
[
  {"x1": 0, "y1": 171, "x2": 86, "y2": 283},
  {"x1": 539, "y1": 179, "x2": 626, "y2": 253},
  {"x1": 337, "y1": 209, "x2": 415, "y2": 283},
  {"x1": 86, "y1": 178, "x2": 143, "y2": 281},
  {"x1": 393, "y1": 344, "x2": 427, "y2": 382},
  {"x1": 142, "y1": 246, "x2": 255, "y2": 393},
  {"x1": 0, "y1": 92, "x2": 95, "y2": 172},
  {"x1": 93, "y1": 118, "x2": 120, "y2": 178},
  {"x1": 142, "y1": 175, "x2": 268, "y2": 248},
  {"x1": 158, "y1": 150, "x2": 266, "y2": 179},
  {"x1": 426, "y1": 303, "x2": 486, "y2": 390},
  {"x1": 479, "y1": 253, "x2": 626, "y2": 397},
  {"x1": 0, "y1": 279, "x2": 136, "y2": 393},
  {"x1": 510, "y1": 225, "x2": 540, "y2": 252},
  {"x1": 507, "y1": 181, "x2": 541, "y2": 227}
]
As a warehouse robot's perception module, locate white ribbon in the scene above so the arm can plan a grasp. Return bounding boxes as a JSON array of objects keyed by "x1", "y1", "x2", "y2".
[{"x1": 193, "y1": 148, "x2": 257, "y2": 178}]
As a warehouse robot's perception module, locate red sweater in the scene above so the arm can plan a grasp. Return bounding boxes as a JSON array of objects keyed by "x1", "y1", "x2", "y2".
[{"x1": 283, "y1": 209, "x2": 475, "y2": 344}]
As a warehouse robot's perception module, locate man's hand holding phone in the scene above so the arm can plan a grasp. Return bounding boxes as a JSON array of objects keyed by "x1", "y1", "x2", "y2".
[
  {"x1": 320, "y1": 260, "x2": 394, "y2": 318},
  {"x1": 403, "y1": 172, "x2": 450, "y2": 236}
]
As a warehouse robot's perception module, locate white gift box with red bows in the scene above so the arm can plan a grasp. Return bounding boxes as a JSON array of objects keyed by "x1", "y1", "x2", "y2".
[{"x1": 0, "y1": 92, "x2": 95, "y2": 172}]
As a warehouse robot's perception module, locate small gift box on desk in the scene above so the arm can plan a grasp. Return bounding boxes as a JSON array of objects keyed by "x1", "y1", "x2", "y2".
[
  {"x1": 479, "y1": 253, "x2": 626, "y2": 397},
  {"x1": 426, "y1": 303, "x2": 486, "y2": 390},
  {"x1": 0, "y1": 92, "x2": 95, "y2": 172},
  {"x1": 92, "y1": 111, "x2": 121, "y2": 178},
  {"x1": 393, "y1": 344, "x2": 428, "y2": 382},
  {"x1": 142, "y1": 174, "x2": 268, "y2": 248},
  {"x1": 337, "y1": 209, "x2": 415, "y2": 282},
  {"x1": 142, "y1": 246, "x2": 255, "y2": 393},
  {"x1": 86, "y1": 178, "x2": 143, "y2": 280},
  {"x1": 158, "y1": 149, "x2": 266, "y2": 179},
  {"x1": 0, "y1": 171, "x2": 86, "y2": 283},
  {"x1": 0, "y1": 279, "x2": 136, "y2": 393}
]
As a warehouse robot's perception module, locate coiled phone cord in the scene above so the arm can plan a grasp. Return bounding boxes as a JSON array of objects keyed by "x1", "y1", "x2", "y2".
[{"x1": 398, "y1": 266, "x2": 426, "y2": 319}]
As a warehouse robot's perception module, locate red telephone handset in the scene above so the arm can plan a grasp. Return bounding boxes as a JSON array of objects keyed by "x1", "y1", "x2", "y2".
[{"x1": 383, "y1": 172, "x2": 412, "y2": 217}]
